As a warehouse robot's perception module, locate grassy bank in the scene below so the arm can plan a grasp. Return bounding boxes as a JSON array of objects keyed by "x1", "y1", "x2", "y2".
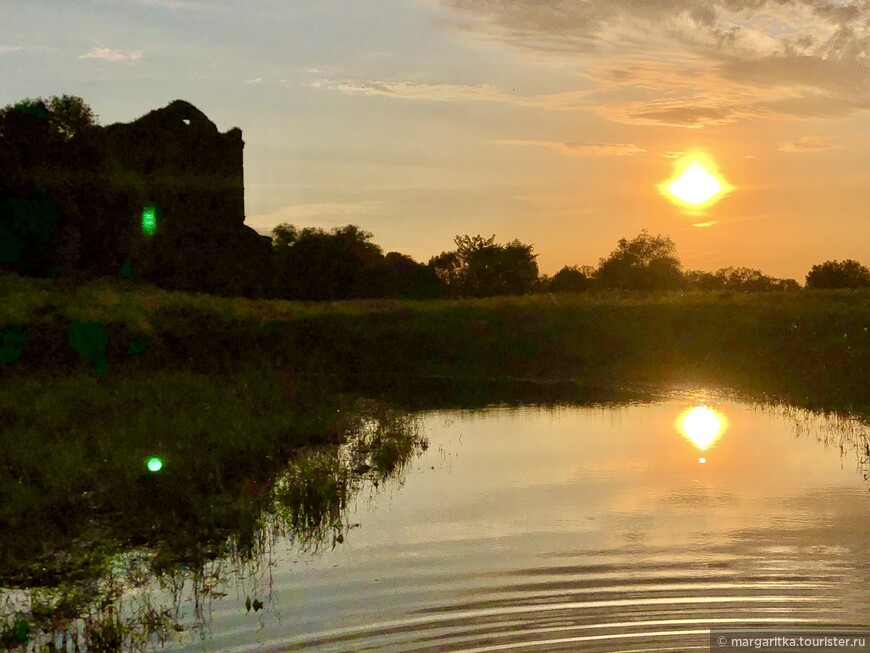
[
  {"x1": 0, "y1": 363, "x2": 427, "y2": 651},
  {"x1": 3, "y1": 271, "x2": 869, "y2": 411},
  {"x1": 3, "y1": 270, "x2": 869, "y2": 650}
]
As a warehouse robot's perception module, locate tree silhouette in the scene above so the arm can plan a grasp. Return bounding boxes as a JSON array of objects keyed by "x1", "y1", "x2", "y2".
[
  {"x1": 429, "y1": 234, "x2": 539, "y2": 297},
  {"x1": 0, "y1": 95, "x2": 98, "y2": 141},
  {"x1": 806, "y1": 259, "x2": 870, "y2": 289},
  {"x1": 597, "y1": 231, "x2": 683, "y2": 290},
  {"x1": 547, "y1": 265, "x2": 589, "y2": 293},
  {"x1": 382, "y1": 251, "x2": 443, "y2": 299},
  {"x1": 272, "y1": 223, "x2": 438, "y2": 300}
]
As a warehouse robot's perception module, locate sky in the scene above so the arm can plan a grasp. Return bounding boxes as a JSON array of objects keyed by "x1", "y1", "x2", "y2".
[{"x1": 1, "y1": 0, "x2": 868, "y2": 279}]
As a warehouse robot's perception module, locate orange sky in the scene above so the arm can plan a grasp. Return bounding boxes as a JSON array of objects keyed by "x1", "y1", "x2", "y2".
[{"x1": 2, "y1": 0, "x2": 868, "y2": 279}]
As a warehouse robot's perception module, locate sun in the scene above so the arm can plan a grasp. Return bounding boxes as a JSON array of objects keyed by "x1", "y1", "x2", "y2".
[{"x1": 660, "y1": 153, "x2": 732, "y2": 211}]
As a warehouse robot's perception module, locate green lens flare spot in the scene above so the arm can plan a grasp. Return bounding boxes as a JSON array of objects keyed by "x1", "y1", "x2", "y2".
[
  {"x1": 142, "y1": 206, "x2": 157, "y2": 236},
  {"x1": 146, "y1": 456, "x2": 163, "y2": 472}
]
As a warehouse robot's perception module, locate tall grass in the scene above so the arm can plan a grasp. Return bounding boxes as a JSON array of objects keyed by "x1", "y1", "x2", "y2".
[
  {"x1": 3, "y1": 271, "x2": 869, "y2": 412},
  {"x1": 0, "y1": 363, "x2": 427, "y2": 652}
]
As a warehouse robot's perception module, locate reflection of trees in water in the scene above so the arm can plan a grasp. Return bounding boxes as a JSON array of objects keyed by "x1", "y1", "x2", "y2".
[
  {"x1": 1, "y1": 402, "x2": 426, "y2": 652},
  {"x1": 763, "y1": 402, "x2": 870, "y2": 486}
]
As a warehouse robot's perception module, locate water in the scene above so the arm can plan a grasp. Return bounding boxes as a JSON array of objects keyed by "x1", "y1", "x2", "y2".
[{"x1": 168, "y1": 395, "x2": 870, "y2": 652}]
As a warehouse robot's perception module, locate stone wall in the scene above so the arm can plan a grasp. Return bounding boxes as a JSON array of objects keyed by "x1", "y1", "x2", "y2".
[{"x1": 0, "y1": 99, "x2": 273, "y2": 296}]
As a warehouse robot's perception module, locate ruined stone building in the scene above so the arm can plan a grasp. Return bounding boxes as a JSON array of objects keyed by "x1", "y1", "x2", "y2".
[{"x1": 0, "y1": 99, "x2": 274, "y2": 296}]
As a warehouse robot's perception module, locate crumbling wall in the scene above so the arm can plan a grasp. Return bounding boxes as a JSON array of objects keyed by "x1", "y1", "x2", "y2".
[
  {"x1": 105, "y1": 100, "x2": 246, "y2": 236},
  {"x1": 0, "y1": 99, "x2": 273, "y2": 296}
]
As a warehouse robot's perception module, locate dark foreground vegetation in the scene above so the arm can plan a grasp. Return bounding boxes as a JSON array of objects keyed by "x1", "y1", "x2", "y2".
[
  {"x1": 0, "y1": 362, "x2": 428, "y2": 651},
  {"x1": 3, "y1": 271, "x2": 870, "y2": 650},
  {"x1": 3, "y1": 270, "x2": 870, "y2": 413}
]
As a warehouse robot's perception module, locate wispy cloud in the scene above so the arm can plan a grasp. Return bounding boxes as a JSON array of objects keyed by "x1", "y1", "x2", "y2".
[
  {"x1": 308, "y1": 78, "x2": 590, "y2": 110},
  {"x1": 778, "y1": 135, "x2": 844, "y2": 153},
  {"x1": 245, "y1": 201, "x2": 383, "y2": 232},
  {"x1": 0, "y1": 46, "x2": 21, "y2": 54},
  {"x1": 79, "y1": 47, "x2": 143, "y2": 62},
  {"x1": 499, "y1": 140, "x2": 646, "y2": 157},
  {"x1": 443, "y1": 0, "x2": 870, "y2": 126},
  {"x1": 244, "y1": 77, "x2": 263, "y2": 84},
  {"x1": 127, "y1": 0, "x2": 226, "y2": 9}
]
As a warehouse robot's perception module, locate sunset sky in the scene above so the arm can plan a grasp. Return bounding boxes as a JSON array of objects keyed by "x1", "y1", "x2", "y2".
[{"x1": 2, "y1": 0, "x2": 868, "y2": 279}]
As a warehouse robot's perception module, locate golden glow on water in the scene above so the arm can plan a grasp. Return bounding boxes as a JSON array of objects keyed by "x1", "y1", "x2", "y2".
[
  {"x1": 660, "y1": 153, "x2": 732, "y2": 211},
  {"x1": 677, "y1": 406, "x2": 728, "y2": 453}
]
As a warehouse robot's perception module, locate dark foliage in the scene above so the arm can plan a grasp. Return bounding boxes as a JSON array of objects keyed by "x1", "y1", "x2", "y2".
[
  {"x1": 596, "y1": 231, "x2": 684, "y2": 291},
  {"x1": 429, "y1": 234, "x2": 539, "y2": 297},
  {"x1": 685, "y1": 267, "x2": 800, "y2": 292},
  {"x1": 271, "y1": 223, "x2": 441, "y2": 300},
  {"x1": 806, "y1": 259, "x2": 870, "y2": 289},
  {"x1": 547, "y1": 265, "x2": 589, "y2": 293}
]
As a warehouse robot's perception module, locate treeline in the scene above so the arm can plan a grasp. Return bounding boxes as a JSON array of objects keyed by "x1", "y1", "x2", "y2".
[{"x1": 259, "y1": 224, "x2": 867, "y2": 300}]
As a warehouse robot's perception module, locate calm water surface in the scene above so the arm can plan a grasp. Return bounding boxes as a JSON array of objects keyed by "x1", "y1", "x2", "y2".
[{"x1": 173, "y1": 395, "x2": 870, "y2": 652}]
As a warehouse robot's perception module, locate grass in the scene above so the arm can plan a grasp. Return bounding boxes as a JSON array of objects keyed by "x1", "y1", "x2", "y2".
[
  {"x1": 0, "y1": 363, "x2": 427, "y2": 651},
  {"x1": 3, "y1": 270, "x2": 870, "y2": 412},
  {"x1": 2, "y1": 270, "x2": 869, "y2": 650}
]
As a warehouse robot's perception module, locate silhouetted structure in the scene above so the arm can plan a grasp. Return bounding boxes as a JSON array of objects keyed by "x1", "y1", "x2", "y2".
[{"x1": 1, "y1": 99, "x2": 273, "y2": 296}]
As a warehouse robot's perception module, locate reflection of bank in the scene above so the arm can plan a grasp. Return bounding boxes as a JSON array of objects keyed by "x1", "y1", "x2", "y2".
[{"x1": 676, "y1": 406, "x2": 728, "y2": 464}]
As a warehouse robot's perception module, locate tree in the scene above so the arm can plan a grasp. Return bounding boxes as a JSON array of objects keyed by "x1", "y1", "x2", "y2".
[
  {"x1": 548, "y1": 265, "x2": 589, "y2": 293},
  {"x1": 429, "y1": 250, "x2": 462, "y2": 290},
  {"x1": 596, "y1": 231, "x2": 684, "y2": 290},
  {"x1": 429, "y1": 234, "x2": 539, "y2": 297},
  {"x1": 685, "y1": 267, "x2": 799, "y2": 292},
  {"x1": 271, "y1": 223, "x2": 298, "y2": 249},
  {"x1": 805, "y1": 259, "x2": 870, "y2": 289},
  {"x1": 383, "y1": 251, "x2": 443, "y2": 299},
  {"x1": 684, "y1": 270, "x2": 724, "y2": 291},
  {"x1": 0, "y1": 95, "x2": 98, "y2": 141},
  {"x1": 270, "y1": 223, "x2": 396, "y2": 300}
]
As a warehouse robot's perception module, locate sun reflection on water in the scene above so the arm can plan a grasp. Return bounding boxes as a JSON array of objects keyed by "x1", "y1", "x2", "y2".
[{"x1": 677, "y1": 406, "x2": 728, "y2": 462}]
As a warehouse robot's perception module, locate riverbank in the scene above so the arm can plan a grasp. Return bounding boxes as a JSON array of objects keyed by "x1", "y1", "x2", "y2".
[
  {"x1": 3, "y1": 271, "x2": 869, "y2": 411},
  {"x1": 3, "y1": 270, "x2": 870, "y2": 650}
]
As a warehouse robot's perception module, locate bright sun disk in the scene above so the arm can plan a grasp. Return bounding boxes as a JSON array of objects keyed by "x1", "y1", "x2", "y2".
[
  {"x1": 660, "y1": 154, "x2": 731, "y2": 210},
  {"x1": 669, "y1": 165, "x2": 722, "y2": 205}
]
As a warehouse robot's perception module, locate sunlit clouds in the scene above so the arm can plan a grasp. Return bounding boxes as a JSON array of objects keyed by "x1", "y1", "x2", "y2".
[
  {"x1": 78, "y1": 47, "x2": 143, "y2": 62},
  {"x1": 778, "y1": 136, "x2": 844, "y2": 152},
  {"x1": 79, "y1": 47, "x2": 142, "y2": 61},
  {"x1": 307, "y1": 78, "x2": 592, "y2": 111},
  {"x1": 246, "y1": 201, "x2": 384, "y2": 235},
  {"x1": 445, "y1": 0, "x2": 870, "y2": 127},
  {"x1": 498, "y1": 140, "x2": 647, "y2": 157}
]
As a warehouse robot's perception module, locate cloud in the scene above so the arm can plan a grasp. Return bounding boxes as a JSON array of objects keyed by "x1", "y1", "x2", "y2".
[
  {"x1": 499, "y1": 140, "x2": 646, "y2": 156},
  {"x1": 245, "y1": 201, "x2": 383, "y2": 232},
  {"x1": 133, "y1": 0, "x2": 214, "y2": 7},
  {"x1": 0, "y1": 46, "x2": 21, "y2": 54},
  {"x1": 308, "y1": 78, "x2": 590, "y2": 110},
  {"x1": 442, "y1": 0, "x2": 870, "y2": 126},
  {"x1": 778, "y1": 135, "x2": 844, "y2": 152},
  {"x1": 244, "y1": 77, "x2": 263, "y2": 84},
  {"x1": 79, "y1": 47, "x2": 143, "y2": 62}
]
